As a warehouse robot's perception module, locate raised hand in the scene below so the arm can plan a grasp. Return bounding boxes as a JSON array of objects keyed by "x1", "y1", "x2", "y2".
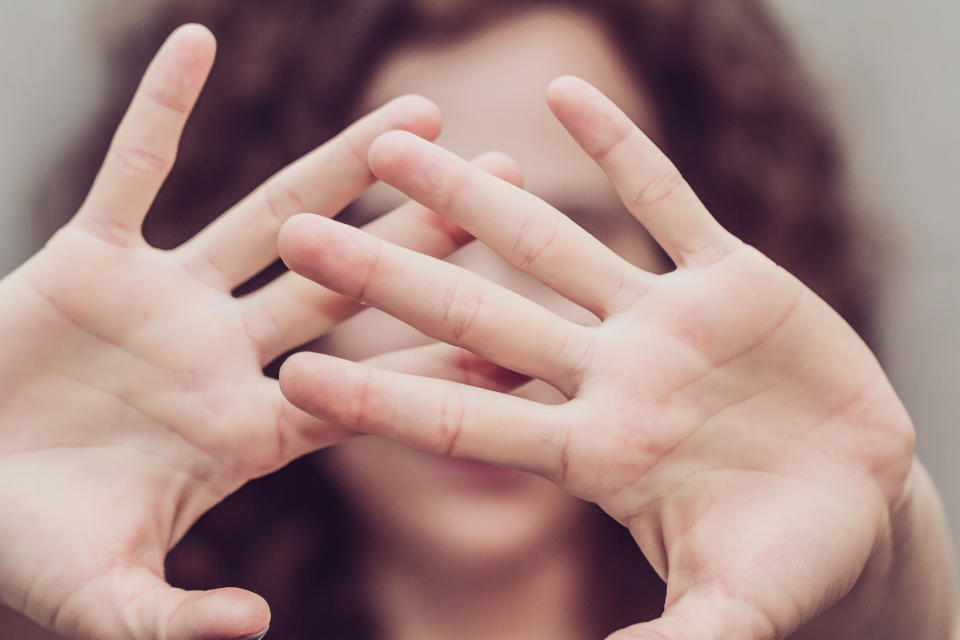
[
  {"x1": 278, "y1": 76, "x2": 924, "y2": 639},
  {"x1": 0, "y1": 24, "x2": 524, "y2": 640}
]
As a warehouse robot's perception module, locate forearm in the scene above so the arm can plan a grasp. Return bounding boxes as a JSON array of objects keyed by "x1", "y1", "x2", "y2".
[{"x1": 792, "y1": 458, "x2": 957, "y2": 640}]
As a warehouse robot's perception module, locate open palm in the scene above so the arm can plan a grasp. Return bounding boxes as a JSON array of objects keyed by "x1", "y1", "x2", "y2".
[
  {"x1": 279, "y1": 76, "x2": 916, "y2": 640},
  {"x1": 0, "y1": 25, "x2": 526, "y2": 640}
]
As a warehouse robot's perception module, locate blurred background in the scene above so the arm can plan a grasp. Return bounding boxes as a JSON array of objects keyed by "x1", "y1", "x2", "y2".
[{"x1": 1, "y1": 0, "x2": 958, "y2": 562}]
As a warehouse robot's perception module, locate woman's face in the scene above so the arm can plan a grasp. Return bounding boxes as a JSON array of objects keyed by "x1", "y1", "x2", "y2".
[{"x1": 315, "y1": 6, "x2": 664, "y2": 569}]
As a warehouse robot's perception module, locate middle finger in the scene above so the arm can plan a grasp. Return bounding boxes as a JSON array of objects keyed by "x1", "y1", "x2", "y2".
[
  {"x1": 279, "y1": 215, "x2": 594, "y2": 398},
  {"x1": 368, "y1": 131, "x2": 646, "y2": 318}
]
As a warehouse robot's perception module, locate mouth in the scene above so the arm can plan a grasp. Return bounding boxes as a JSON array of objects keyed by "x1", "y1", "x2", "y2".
[{"x1": 431, "y1": 456, "x2": 528, "y2": 490}]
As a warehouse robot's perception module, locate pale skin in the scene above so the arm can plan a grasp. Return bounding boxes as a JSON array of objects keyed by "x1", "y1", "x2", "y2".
[
  {"x1": 0, "y1": 20, "x2": 956, "y2": 640},
  {"x1": 278, "y1": 78, "x2": 958, "y2": 639},
  {"x1": 0, "y1": 25, "x2": 524, "y2": 640}
]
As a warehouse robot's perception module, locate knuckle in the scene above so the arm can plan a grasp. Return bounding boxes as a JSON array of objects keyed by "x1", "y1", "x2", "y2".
[
  {"x1": 512, "y1": 209, "x2": 560, "y2": 270},
  {"x1": 350, "y1": 367, "x2": 375, "y2": 431},
  {"x1": 354, "y1": 241, "x2": 383, "y2": 302},
  {"x1": 241, "y1": 298, "x2": 282, "y2": 363},
  {"x1": 180, "y1": 244, "x2": 230, "y2": 290},
  {"x1": 261, "y1": 176, "x2": 307, "y2": 226},
  {"x1": 631, "y1": 168, "x2": 687, "y2": 211},
  {"x1": 77, "y1": 215, "x2": 139, "y2": 247},
  {"x1": 570, "y1": 333, "x2": 597, "y2": 385},
  {"x1": 439, "y1": 386, "x2": 467, "y2": 457},
  {"x1": 442, "y1": 162, "x2": 476, "y2": 214},
  {"x1": 591, "y1": 127, "x2": 628, "y2": 162},
  {"x1": 112, "y1": 145, "x2": 172, "y2": 176},
  {"x1": 440, "y1": 272, "x2": 483, "y2": 343},
  {"x1": 609, "y1": 270, "x2": 651, "y2": 313},
  {"x1": 145, "y1": 86, "x2": 192, "y2": 115},
  {"x1": 557, "y1": 326, "x2": 596, "y2": 391},
  {"x1": 341, "y1": 125, "x2": 370, "y2": 169},
  {"x1": 553, "y1": 427, "x2": 572, "y2": 485}
]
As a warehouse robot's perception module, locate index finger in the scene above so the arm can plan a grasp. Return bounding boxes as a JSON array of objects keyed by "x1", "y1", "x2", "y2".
[
  {"x1": 546, "y1": 75, "x2": 740, "y2": 268},
  {"x1": 177, "y1": 94, "x2": 442, "y2": 290}
]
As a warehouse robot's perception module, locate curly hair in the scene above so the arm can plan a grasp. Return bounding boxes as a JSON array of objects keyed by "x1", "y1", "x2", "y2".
[{"x1": 39, "y1": 1, "x2": 877, "y2": 637}]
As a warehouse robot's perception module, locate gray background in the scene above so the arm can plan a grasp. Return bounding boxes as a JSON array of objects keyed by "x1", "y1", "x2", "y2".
[{"x1": 2, "y1": 3, "x2": 959, "y2": 559}]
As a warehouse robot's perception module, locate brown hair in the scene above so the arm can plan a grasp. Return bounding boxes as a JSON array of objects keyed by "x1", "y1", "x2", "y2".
[{"x1": 40, "y1": 1, "x2": 877, "y2": 637}]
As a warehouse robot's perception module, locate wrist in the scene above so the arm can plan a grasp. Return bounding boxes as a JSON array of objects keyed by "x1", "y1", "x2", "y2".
[{"x1": 792, "y1": 459, "x2": 957, "y2": 640}]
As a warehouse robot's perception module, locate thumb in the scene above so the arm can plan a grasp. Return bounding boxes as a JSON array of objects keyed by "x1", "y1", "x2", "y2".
[
  {"x1": 119, "y1": 573, "x2": 270, "y2": 640},
  {"x1": 605, "y1": 590, "x2": 778, "y2": 640},
  {"x1": 162, "y1": 587, "x2": 270, "y2": 640}
]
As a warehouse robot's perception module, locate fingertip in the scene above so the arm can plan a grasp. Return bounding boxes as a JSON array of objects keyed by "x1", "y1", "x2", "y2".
[
  {"x1": 231, "y1": 625, "x2": 270, "y2": 640},
  {"x1": 171, "y1": 22, "x2": 216, "y2": 46},
  {"x1": 367, "y1": 129, "x2": 421, "y2": 183},
  {"x1": 547, "y1": 74, "x2": 588, "y2": 93},
  {"x1": 278, "y1": 350, "x2": 313, "y2": 398},
  {"x1": 208, "y1": 588, "x2": 270, "y2": 639},
  {"x1": 167, "y1": 23, "x2": 218, "y2": 66},
  {"x1": 278, "y1": 215, "x2": 352, "y2": 282},
  {"x1": 546, "y1": 75, "x2": 590, "y2": 121},
  {"x1": 546, "y1": 75, "x2": 592, "y2": 110},
  {"x1": 546, "y1": 76, "x2": 631, "y2": 161},
  {"x1": 383, "y1": 94, "x2": 443, "y2": 142},
  {"x1": 471, "y1": 151, "x2": 524, "y2": 188},
  {"x1": 169, "y1": 587, "x2": 270, "y2": 640},
  {"x1": 368, "y1": 129, "x2": 418, "y2": 162},
  {"x1": 279, "y1": 353, "x2": 353, "y2": 421},
  {"x1": 276, "y1": 213, "x2": 317, "y2": 268},
  {"x1": 143, "y1": 24, "x2": 216, "y2": 114},
  {"x1": 277, "y1": 211, "x2": 317, "y2": 242}
]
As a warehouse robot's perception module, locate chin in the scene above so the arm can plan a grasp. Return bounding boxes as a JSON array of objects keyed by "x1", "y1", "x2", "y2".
[{"x1": 410, "y1": 472, "x2": 588, "y2": 569}]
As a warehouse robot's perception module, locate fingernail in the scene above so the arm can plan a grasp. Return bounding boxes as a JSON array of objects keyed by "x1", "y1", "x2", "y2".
[{"x1": 232, "y1": 625, "x2": 269, "y2": 640}]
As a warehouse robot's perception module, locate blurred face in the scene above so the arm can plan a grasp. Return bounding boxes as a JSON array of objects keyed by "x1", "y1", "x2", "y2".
[{"x1": 314, "y1": 6, "x2": 664, "y2": 569}]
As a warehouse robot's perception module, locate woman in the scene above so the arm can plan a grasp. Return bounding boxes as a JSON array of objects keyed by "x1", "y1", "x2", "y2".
[{"x1": 0, "y1": 1, "x2": 955, "y2": 639}]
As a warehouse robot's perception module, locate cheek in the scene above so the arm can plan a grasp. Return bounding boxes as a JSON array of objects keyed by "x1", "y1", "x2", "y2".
[{"x1": 320, "y1": 436, "x2": 428, "y2": 515}]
